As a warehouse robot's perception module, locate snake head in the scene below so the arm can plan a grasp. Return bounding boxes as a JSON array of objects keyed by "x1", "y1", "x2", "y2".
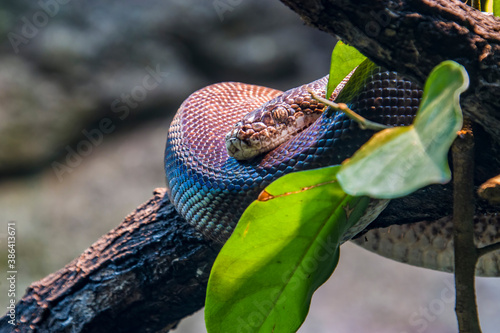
[{"x1": 225, "y1": 94, "x2": 325, "y2": 160}]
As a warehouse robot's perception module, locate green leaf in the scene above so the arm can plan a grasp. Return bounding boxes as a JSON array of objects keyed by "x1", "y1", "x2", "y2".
[
  {"x1": 205, "y1": 166, "x2": 370, "y2": 333},
  {"x1": 326, "y1": 41, "x2": 367, "y2": 99},
  {"x1": 494, "y1": 0, "x2": 500, "y2": 17},
  {"x1": 337, "y1": 60, "x2": 469, "y2": 198}
]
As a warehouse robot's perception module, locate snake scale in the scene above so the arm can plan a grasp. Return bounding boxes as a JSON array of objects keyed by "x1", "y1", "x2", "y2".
[{"x1": 165, "y1": 65, "x2": 500, "y2": 276}]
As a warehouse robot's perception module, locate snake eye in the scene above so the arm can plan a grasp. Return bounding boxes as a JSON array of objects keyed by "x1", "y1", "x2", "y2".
[
  {"x1": 261, "y1": 112, "x2": 274, "y2": 126},
  {"x1": 271, "y1": 106, "x2": 289, "y2": 123}
]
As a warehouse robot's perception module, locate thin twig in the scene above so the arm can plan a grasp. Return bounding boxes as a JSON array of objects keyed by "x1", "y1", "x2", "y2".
[
  {"x1": 477, "y1": 241, "x2": 500, "y2": 258},
  {"x1": 308, "y1": 90, "x2": 390, "y2": 131},
  {"x1": 452, "y1": 119, "x2": 482, "y2": 333}
]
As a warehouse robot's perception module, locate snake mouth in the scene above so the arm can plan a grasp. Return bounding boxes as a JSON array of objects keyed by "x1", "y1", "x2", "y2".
[
  {"x1": 226, "y1": 137, "x2": 241, "y2": 156},
  {"x1": 293, "y1": 120, "x2": 314, "y2": 135},
  {"x1": 225, "y1": 136, "x2": 258, "y2": 160}
]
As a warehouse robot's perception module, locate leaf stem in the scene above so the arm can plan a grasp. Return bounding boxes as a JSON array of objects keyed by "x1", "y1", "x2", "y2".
[{"x1": 308, "y1": 90, "x2": 390, "y2": 131}]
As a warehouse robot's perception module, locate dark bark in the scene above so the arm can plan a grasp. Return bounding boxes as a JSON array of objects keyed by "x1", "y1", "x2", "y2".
[
  {"x1": 452, "y1": 122, "x2": 481, "y2": 333},
  {"x1": 0, "y1": 189, "x2": 220, "y2": 333},
  {"x1": 279, "y1": 0, "x2": 500, "y2": 144}
]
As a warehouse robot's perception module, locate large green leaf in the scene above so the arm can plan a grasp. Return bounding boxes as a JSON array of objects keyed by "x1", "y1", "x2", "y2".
[
  {"x1": 337, "y1": 60, "x2": 469, "y2": 198},
  {"x1": 326, "y1": 41, "x2": 367, "y2": 99},
  {"x1": 205, "y1": 166, "x2": 369, "y2": 333}
]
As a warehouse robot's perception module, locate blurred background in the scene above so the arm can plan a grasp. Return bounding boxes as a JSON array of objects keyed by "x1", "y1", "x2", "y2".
[{"x1": 0, "y1": 0, "x2": 498, "y2": 332}]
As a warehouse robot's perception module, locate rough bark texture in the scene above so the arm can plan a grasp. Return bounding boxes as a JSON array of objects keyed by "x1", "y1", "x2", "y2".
[
  {"x1": 279, "y1": 0, "x2": 500, "y2": 144},
  {"x1": 3, "y1": 1, "x2": 500, "y2": 332},
  {"x1": 0, "y1": 189, "x2": 220, "y2": 333},
  {"x1": 452, "y1": 123, "x2": 481, "y2": 333}
]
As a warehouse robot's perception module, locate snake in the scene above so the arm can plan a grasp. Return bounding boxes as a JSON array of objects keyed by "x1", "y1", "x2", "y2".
[{"x1": 164, "y1": 64, "x2": 500, "y2": 277}]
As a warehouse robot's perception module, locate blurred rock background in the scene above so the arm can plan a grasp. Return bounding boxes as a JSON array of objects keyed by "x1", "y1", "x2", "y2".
[{"x1": 0, "y1": 0, "x2": 498, "y2": 332}]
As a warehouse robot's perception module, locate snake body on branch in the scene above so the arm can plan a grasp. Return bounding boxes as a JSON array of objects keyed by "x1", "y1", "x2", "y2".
[{"x1": 165, "y1": 65, "x2": 500, "y2": 276}]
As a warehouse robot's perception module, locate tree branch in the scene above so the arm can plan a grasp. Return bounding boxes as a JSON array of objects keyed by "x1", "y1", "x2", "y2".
[
  {"x1": 0, "y1": 189, "x2": 220, "y2": 333},
  {"x1": 279, "y1": 0, "x2": 500, "y2": 144},
  {"x1": 478, "y1": 241, "x2": 500, "y2": 258},
  {"x1": 452, "y1": 121, "x2": 481, "y2": 333}
]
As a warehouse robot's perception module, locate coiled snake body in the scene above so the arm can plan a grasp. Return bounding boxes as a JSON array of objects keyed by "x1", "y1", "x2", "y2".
[{"x1": 165, "y1": 66, "x2": 500, "y2": 276}]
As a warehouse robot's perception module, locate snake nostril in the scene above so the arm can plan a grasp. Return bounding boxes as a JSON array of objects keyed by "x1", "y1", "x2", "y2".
[
  {"x1": 239, "y1": 128, "x2": 255, "y2": 140},
  {"x1": 242, "y1": 124, "x2": 253, "y2": 131}
]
